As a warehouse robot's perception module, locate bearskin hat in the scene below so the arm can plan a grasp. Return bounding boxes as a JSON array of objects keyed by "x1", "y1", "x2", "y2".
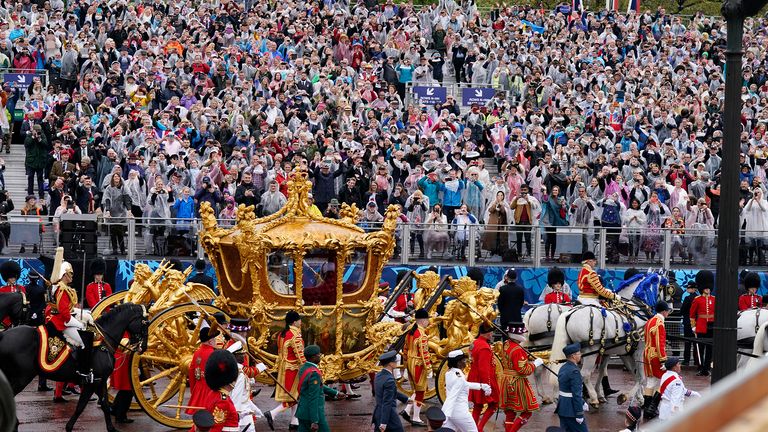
[
  {"x1": 547, "y1": 267, "x2": 565, "y2": 286},
  {"x1": 204, "y1": 349, "x2": 239, "y2": 390},
  {"x1": 90, "y1": 258, "x2": 106, "y2": 275},
  {"x1": 0, "y1": 261, "x2": 21, "y2": 282},
  {"x1": 744, "y1": 272, "x2": 761, "y2": 290},
  {"x1": 695, "y1": 270, "x2": 714, "y2": 292}
]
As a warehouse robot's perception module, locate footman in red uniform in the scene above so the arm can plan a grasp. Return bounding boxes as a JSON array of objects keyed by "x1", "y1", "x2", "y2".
[
  {"x1": 500, "y1": 323, "x2": 544, "y2": 432},
  {"x1": 468, "y1": 323, "x2": 500, "y2": 431}
]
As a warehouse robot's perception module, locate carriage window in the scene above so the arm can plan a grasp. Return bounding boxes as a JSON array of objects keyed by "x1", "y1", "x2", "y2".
[
  {"x1": 266, "y1": 252, "x2": 295, "y2": 296},
  {"x1": 301, "y1": 248, "x2": 368, "y2": 305}
]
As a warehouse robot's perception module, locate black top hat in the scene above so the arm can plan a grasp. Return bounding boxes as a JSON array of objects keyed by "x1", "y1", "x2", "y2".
[
  {"x1": 229, "y1": 318, "x2": 250, "y2": 332},
  {"x1": 0, "y1": 261, "x2": 21, "y2": 282},
  {"x1": 204, "y1": 349, "x2": 239, "y2": 391},
  {"x1": 199, "y1": 327, "x2": 220, "y2": 343},
  {"x1": 414, "y1": 308, "x2": 429, "y2": 319},
  {"x1": 582, "y1": 251, "x2": 596, "y2": 261},
  {"x1": 195, "y1": 259, "x2": 207, "y2": 271},
  {"x1": 285, "y1": 310, "x2": 301, "y2": 325}
]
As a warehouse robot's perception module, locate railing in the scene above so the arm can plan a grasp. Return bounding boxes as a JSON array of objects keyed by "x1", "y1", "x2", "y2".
[{"x1": 1, "y1": 215, "x2": 750, "y2": 269}]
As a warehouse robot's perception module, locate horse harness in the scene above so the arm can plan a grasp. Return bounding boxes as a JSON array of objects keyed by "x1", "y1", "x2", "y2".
[
  {"x1": 527, "y1": 303, "x2": 566, "y2": 343},
  {"x1": 565, "y1": 301, "x2": 644, "y2": 357}
]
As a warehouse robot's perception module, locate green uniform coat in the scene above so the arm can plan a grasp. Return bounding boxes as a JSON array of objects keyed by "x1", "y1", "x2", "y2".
[{"x1": 295, "y1": 361, "x2": 339, "y2": 432}]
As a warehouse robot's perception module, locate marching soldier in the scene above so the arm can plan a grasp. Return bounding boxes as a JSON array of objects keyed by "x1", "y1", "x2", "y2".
[
  {"x1": 556, "y1": 343, "x2": 588, "y2": 432},
  {"x1": 468, "y1": 323, "x2": 500, "y2": 431},
  {"x1": 265, "y1": 310, "x2": 305, "y2": 431},
  {"x1": 543, "y1": 268, "x2": 571, "y2": 305},
  {"x1": 84, "y1": 258, "x2": 111, "y2": 310},
  {"x1": 45, "y1": 260, "x2": 94, "y2": 402},
  {"x1": 0, "y1": 261, "x2": 25, "y2": 328},
  {"x1": 188, "y1": 313, "x2": 229, "y2": 415},
  {"x1": 442, "y1": 349, "x2": 491, "y2": 432},
  {"x1": 500, "y1": 323, "x2": 544, "y2": 432},
  {"x1": 738, "y1": 271, "x2": 763, "y2": 311},
  {"x1": 689, "y1": 270, "x2": 715, "y2": 377},
  {"x1": 190, "y1": 349, "x2": 240, "y2": 432},
  {"x1": 400, "y1": 308, "x2": 432, "y2": 427},
  {"x1": 295, "y1": 345, "x2": 345, "y2": 432},
  {"x1": 576, "y1": 251, "x2": 618, "y2": 306},
  {"x1": 226, "y1": 341, "x2": 265, "y2": 431},
  {"x1": 372, "y1": 350, "x2": 404, "y2": 432},
  {"x1": 642, "y1": 300, "x2": 671, "y2": 420}
]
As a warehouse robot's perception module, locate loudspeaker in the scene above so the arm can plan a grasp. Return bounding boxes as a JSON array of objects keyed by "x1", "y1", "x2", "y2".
[
  {"x1": 62, "y1": 241, "x2": 98, "y2": 259},
  {"x1": 60, "y1": 214, "x2": 98, "y2": 232},
  {"x1": 59, "y1": 231, "x2": 98, "y2": 243}
]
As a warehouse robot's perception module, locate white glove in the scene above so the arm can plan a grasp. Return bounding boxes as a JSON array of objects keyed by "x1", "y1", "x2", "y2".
[
  {"x1": 480, "y1": 383, "x2": 491, "y2": 395},
  {"x1": 691, "y1": 327, "x2": 697, "y2": 333},
  {"x1": 583, "y1": 402, "x2": 589, "y2": 412},
  {"x1": 576, "y1": 417, "x2": 584, "y2": 424},
  {"x1": 690, "y1": 391, "x2": 701, "y2": 398},
  {"x1": 31, "y1": 313, "x2": 37, "y2": 320},
  {"x1": 427, "y1": 370, "x2": 434, "y2": 380},
  {"x1": 256, "y1": 363, "x2": 268, "y2": 373},
  {"x1": 533, "y1": 358, "x2": 544, "y2": 368}
]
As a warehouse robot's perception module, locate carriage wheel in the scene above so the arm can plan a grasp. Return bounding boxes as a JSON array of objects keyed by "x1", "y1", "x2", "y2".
[
  {"x1": 130, "y1": 303, "x2": 227, "y2": 429},
  {"x1": 89, "y1": 292, "x2": 142, "y2": 410},
  {"x1": 395, "y1": 363, "x2": 437, "y2": 402}
]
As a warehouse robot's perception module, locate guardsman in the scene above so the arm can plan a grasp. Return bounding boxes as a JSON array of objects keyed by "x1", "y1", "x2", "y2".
[
  {"x1": 188, "y1": 314, "x2": 228, "y2": 415},
  {"x1": 642, "y1": 301, "x2": 671, "y2": 420},
  {"x1": 372, "y1": 350, "x2": 404, "y2": 432},
  {"x1": 401, "y1": 308, "x2": 432, "y2": 427},
  {"x1": 543, "y1": 268, "x2": 571, "y2": 305},
  {"x1": 738, "y1": 271, "x2": 763, "y2": 311},
  {"x1": 442, "y1": 349, "x2": 491, "y2": 432},
  {"x1": 226, "y1": 341, "x2": 266, "y2": 431},
  {"x1": 190, "y1": 349, "x2": 240, "y2": 432},
  {"x1": 0, "y1": 261, "x2": 25, "y2": 328},
  {"x1": 555, "y1": 343, "x2": 587, "y2": 432},
  {"x1": 295, "y1": 345, "x2": 345, "y2": 432},
  {"x1": 46, "y1": 260, "x2": 93, "y2": 401},
  {"x1": 84, "y1": 258, "x2": 111, "y2": 310},
  {"x1": 657, "y1": 357, "x2": 700, "y2": 420},
  {"x1": 689, "y1": 270, "x2": 715, "y2": 377},
  {"x1": 0, "y1": 261, "x2": 25, "y2": 294},
  {"x1": 265, "y1": 310, "x2": 305, "y2": 431},
  {"x1": 500, "y1": 323, "x2": 543, "y2": 432},
  {"x1": 468, "y1": 323, "x2": 500, "y2": 431},
  {"x1": 576, "y1": 251, "x2": 618, "y2": 306}
]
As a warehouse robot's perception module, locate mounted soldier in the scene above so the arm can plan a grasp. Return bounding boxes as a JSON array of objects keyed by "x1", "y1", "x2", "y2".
[{"x1": 576, "y1": 251, "x2": 618, "y2": 306}]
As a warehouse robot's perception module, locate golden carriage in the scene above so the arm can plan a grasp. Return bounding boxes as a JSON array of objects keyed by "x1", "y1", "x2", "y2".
[{"x1": 90, "y1": 170, "x2": 502, "y2": 428}]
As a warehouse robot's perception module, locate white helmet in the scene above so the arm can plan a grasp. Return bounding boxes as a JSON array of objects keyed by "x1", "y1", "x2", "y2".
[{"x1": 55, "y1": 261, "x2": 74, "y2": 283}]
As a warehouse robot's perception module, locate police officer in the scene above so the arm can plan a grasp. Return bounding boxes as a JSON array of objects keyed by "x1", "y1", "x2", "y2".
[
  {"x1": 556, "y1": 343, "x2": 588, "y2": 432},
  {"x1": 372, "y1": 350, "x2": 404, "y2": 432}
]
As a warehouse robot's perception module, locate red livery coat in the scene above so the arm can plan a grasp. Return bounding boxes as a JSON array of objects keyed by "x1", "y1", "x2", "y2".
[
  {"x1": 468, "y1": 335, "x2": 500, "y2": 405},
  {"x1": 643, "y1": 314, "x2": 667, "y2": 379}
]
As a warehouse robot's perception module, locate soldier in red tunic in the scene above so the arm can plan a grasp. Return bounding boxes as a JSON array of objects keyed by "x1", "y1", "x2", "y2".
[
  {"x1": 265, "y1": 310, "x2": 304, "y2": 431},
  {"x1": 499, "y1": 323, "x2": 544, "y2": 432},
  {"x1": 543, "y1": 268, "x2": 571, "y2": 305},
  {"x1": 189, "y1": 349, "x2": 240, "y2": 432},
  {"x1": 739, "y1": 272, "x2": 763, "y2": 311},
  {"x1": 110, "y1": 333, "x2": 134, "y2": 424},
  {"x1": 0, "y1": 261, "x2": 25, "y2": 328},
  {"x1": 84, "y1": 258, "x2": 112, "y2": 310},
  {"x1": 576, "y1": 251, "x2": 618, "y2": 306},
  {"x1": 642, "y1": 300, "x2": 671, "y2": 420},
  {"x1": 689, "y1": 270, "x2": 715, "y2": 377},
  {"x1": 188, "y1": 313, "x2": 229, "y2": 415},
  {"x1": 468, "y1": 323, "x2": 500, "y2": 431},
  {"x1": 400, "y1": 308, "x2": 432, "y2": 427}
]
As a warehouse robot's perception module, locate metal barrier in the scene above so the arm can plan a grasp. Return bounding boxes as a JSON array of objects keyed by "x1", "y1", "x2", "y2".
[{"x1": 1, "y1": 215, "x2": 751, "y2": 270}]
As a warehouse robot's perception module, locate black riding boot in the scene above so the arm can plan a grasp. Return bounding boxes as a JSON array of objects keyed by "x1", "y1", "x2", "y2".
[
  {"x1": 602, "y1": 375, "x2": 619, "y2": 396},
  {"x1": 77, "y1": 330, "x2": 95, "y2": 383},
  {"x1": 643, "y1": 392, "x2": 661, "y2": 420}
]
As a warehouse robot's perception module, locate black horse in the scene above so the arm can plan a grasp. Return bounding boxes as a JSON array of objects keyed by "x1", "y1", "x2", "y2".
[
  {"x1": 0, "y1": 302, "x2": 148, "y2": 432},
  {"x1": 0, "y1": 292, "x2": 29, "y2": 328}
]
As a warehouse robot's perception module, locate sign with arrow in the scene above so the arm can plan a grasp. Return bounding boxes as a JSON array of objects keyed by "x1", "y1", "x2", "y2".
[
  {"x1": 462, "y1": 87, "x2": 497, "y2": 106},
  {"x1": 1, "y1": 73, "x2": 36, "y2": 90},
  {"x1": 412, "y1": 86, "x2": 447, "y2": 104}
]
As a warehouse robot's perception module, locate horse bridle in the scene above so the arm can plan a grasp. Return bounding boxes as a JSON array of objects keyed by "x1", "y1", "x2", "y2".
[{"x1": 91, "y1": 306, "x2": 149, "y2": 355}]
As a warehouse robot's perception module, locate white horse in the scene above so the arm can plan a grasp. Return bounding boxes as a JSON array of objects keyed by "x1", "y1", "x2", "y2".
[
  {"x1": 523, "y1": 302, "x2": 572, "y2": 404},
  {"x1": 549, "y1": 271, "x2": 669, "y2": 408},
  {"x1": 745, "y1": 320, "x2": 768, "y2": 371},
  {"x1": 737, "y1": 308, "x2": 768, "y2": 368}
]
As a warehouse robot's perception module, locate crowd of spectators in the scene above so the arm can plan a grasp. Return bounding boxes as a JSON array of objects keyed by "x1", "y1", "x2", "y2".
[{"x1": 1, "y1": 0, "x2": 768, "y2": 264}]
